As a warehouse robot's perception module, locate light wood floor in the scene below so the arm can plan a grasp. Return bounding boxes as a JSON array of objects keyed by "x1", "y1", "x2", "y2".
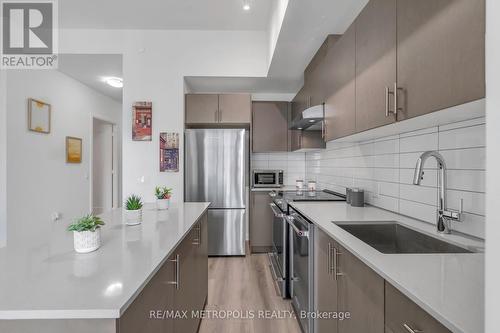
[{"x1": 198, "y1": 254, "x2": 302, "y2": 333}]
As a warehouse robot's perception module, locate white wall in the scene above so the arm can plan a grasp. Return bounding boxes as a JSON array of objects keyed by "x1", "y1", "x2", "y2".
[
  {"x1": 306, "y1": 114, "x2": 486, "y2": 239},
  {"x1": 485, "y1": 0, "x2": 500, "y2": 330},
  {"x1": 58, "y1": 29, "x2": 268, "y2": 204},
  {"x1": 92, "y1": 119, "x2": 114, "y2": 215},
  {"x1": 0, "y1": 70, "x2": 6, "y2": 247},
  {"x1": 268, "y1": 0, "x2": 290, "y2": 65},
  {"x1": 6, "y1": 70, "x2": 121, "y2": 239}
]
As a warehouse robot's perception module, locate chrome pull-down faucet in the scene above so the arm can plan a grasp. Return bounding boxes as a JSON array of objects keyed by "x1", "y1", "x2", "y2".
[{"x1": 413, "y1": 151, "x2": 462, "y2": 234}]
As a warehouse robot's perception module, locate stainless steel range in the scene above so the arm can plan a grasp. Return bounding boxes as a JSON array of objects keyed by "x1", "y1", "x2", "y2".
[{"x1": 267, "y1": 190, "x2": 345, "y2": 303}]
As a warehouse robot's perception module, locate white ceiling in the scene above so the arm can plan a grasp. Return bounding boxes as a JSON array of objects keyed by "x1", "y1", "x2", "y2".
[
  {"x1": 185, "y1": 0, "x2": 368, "y2": 95},
  {"x1": 57, "y1": 0, "x2": 368, "y2": 98},
  {"x1": 267, "y1": 0, "x2": 368, "y2": 80},
  {"x1": 58, "y1": 54, "x2": 123, "y2": 102},
  {"x1": 59, "y1": 0, "x2": 273, "y2": 31},
  {"x1": 185, "y1": 76, "x2": 302, "y2": 94}
]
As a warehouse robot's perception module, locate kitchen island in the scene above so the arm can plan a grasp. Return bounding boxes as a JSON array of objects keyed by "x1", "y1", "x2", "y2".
[
  {"x1": 0, "y1": 202, "x2": 210, "y2": 333},
  {"x1": 290, "y1": 201, "x2": 484, "y2": 333}
]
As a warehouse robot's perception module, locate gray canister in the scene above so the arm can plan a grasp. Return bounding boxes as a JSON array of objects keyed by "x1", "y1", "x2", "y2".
[
  {"x1": 346, "y1": 188, "x2": 352, "y2": 204},
  {"x1": 350, "y1": 188, "x2": 365, "y2": 207}
]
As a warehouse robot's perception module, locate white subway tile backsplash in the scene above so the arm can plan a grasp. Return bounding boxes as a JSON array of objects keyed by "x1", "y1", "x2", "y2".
[
  {"x1": 399, "y1": 200, "x2": 437, "y2": 224},
  {"x1": 305, "y1": 114, "x2": 486, "y2": 239},
  {"x1": 440, "y1": 148, "x2": 486, "y2": 170},
  {"x1": 447, "y1": 170, "x2": 486, "y2": 192},
  {"x1": 400, "y1": 126, "x2": 438, "y2": 138},
  {"x1": 251, "y1": 152, "x2": 306, "y2": 186},
  {"x1": 399, "y1": 132, "x2": 438, "y2": 153},
  {"x1": 438, "y1": 116, "x2": 485, "y2": 132},
  {"x1": 438, "y1": 124, "x2": 486, "y2": 150},
  {"x1": 399, "y1": 184, "x2": 437, "y2": 206}
]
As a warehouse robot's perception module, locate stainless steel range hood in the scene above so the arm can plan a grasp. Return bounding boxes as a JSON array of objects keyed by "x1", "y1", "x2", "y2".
[{"x1": 290, "y1": 104, "x2": 324, "y2": 130}]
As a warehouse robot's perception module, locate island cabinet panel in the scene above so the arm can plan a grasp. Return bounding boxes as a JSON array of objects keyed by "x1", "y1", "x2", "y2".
[
  {"x1": 385, "y1": 282, "x2": 451, "y2": 333},
  {"x1": 396, "y1": 0, "x2": 485, "y2": 121},
  {"x1": 250, "y1": 191, "x2": 274, "y2": 253},
  {"x1": 251, "y1": 101, "x2": 290, "y2": 153},
  {"x1": 117, "y1": 212, "x2": 208, "y2": 333},
  {"x1": 355, "y1": 0, "x2": 397, "y2": 132},
  {"x1": 0, "y1": 319, "x2": 117, "y2": 333},
  {"x1": 324, "y1": 23, "x2": 356, "y2": 141},
  {"x1": 314, "y1": 226, "x2": 339, "y2": 333}
]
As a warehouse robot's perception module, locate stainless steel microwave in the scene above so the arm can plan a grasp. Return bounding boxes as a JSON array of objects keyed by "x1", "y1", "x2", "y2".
[{"x1": 252, "y1": 170, "x2": 284, "y2": 188}]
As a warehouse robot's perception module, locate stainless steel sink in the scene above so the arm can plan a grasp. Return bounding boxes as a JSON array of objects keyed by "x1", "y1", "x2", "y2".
[{"x1": 334, "y1": 222, "x2": 473, "y2": 254}]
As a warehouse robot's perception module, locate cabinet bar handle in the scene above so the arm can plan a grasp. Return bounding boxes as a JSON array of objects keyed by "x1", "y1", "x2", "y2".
[
  {"x1": 167, "y1": 254, "x2": 180, "y2": 290},
  {"x1": 334, "y1": 247, "x2": 343, "y2": 280},
  {"x1": 327, "y1": 243, "x2": 332, "y2": 275},
  {"x1": 192, "y1": 224, "x2": 201, "y2": 245},
  {"x1": 385, "y1": 86, "x2": 395, "y2": 117},
  {"x1": 403, "y1": 323, "x2": 423, "y2": 333}
]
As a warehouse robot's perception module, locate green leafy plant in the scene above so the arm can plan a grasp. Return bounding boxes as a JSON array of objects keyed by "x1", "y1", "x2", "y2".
[
  {"x1": 67, "y1": 214, "x2": 105, "y2": 232},
  {"x1": 155, "y1": 186, "x2": 173, "y2": 200},
  {"x1": 125, "y1": 195, "x2": 143, "y2": 210}
]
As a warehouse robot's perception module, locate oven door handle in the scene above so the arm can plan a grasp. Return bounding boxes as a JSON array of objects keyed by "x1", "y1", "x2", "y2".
[
  {"x1": 286, "y1": 215, "x2": 309, "y2": 238},
  {"x1": 269, "y1": 203, "x2": 286, "y2": 218}
]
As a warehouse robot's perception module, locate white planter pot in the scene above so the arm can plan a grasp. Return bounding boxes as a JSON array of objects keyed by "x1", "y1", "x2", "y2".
[
  {"x1": 156, "y1": 198, "x2": 170, "y2": 210},
  {"x1": 125, "y1": 209, "x2": 142, "y2": 225},
  {"x1": 73, "y1": 229, "x2": 101, "y2": 254}
]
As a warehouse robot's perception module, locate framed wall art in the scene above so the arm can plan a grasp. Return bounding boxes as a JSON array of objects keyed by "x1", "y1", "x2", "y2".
[
  {"x1": 28, "y1": 98, "x2": 51, "y2": 134},
  {"x1": 66, "y1": 137, "x2": 82, "y2": 164},
  {"x1": 132, "y1": 101, "x2": 152, "y2": 141},
  {"x1": 159, "y1": 132, "x2": 179, "y2": 172}
]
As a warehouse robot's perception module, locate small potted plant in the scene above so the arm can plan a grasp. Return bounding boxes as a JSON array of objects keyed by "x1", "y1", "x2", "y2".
[
  {"x1": 68, "y1": 214, "x2": 105, "y2": 253},
  {"x1": 155, "y1": 186, "x2": 172, "y2": 210},
  {"x1": 125, "y1": 195, "x2": 143, "y2": 225}
]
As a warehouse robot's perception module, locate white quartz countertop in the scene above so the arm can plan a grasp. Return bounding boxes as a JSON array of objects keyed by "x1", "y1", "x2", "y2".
[
  {"x1": 0, "y1": 202, "x2": 210, "y2": 320},
  {"x1": 289, "y1": 202, "x2": 484, "y2": 333}
]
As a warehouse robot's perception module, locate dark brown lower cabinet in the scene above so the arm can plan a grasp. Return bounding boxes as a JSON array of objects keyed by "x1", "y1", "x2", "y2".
[
  {"x1": 250, "y1": 191, "x2": 273, "y2": 253},
  {"x1": 117, "y1": 213, "x2": 208, "y2": 333},
  {"x1": 337, "y1": 243, "x2": 384, "y2": 333},
  {"x1": 315, "y1": 226, "x2": 384, "y2": 333},
  {"x1": 385, "y1": 282, "x2": 451, "y2": 333},
  {"x1": 314, "y1": 226, "x2": 338, "y2": 333}
]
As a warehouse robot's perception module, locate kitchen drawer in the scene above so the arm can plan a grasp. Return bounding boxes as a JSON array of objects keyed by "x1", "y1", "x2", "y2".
[{"x1": 385, "y1": 282, "x2": 451, "y2": 333}]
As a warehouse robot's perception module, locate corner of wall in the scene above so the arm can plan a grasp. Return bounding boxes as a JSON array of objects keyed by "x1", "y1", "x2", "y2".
[{"x1": 0, "y1": 70, "x2": 7, "y2": 247}]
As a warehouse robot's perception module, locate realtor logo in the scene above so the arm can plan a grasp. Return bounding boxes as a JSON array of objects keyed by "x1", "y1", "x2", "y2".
[{"x1": 1, "y1": 0, "x2": 58, "y2": 69}]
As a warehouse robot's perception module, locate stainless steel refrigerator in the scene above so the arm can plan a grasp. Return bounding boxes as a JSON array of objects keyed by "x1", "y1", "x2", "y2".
[{"x1": 185, "y1": 129, "x2": 248, "y2": 256}]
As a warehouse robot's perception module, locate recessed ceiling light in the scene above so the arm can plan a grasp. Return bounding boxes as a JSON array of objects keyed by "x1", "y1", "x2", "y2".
[
  {"x1": 243, "y1": 0, "x2": 250, "y2": 10},
  {"x1": 297, "y1": 127, "x2": 303, "y2": 130},
  {"x1": 104, "y1": 77, "x2": 123, "y2": 88}
]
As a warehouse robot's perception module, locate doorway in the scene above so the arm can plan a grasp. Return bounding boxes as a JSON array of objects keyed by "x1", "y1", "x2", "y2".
[{"x1": 92, "y1": 118, "x2": 118, "y2": 215}]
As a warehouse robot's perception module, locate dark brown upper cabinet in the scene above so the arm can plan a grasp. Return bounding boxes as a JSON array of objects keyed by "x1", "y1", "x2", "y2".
[
  {"x1": 219, "y1": 94, "x2": 252, "y2": 123},
  {"x1": 396, "y1": 0, "x2": 485, "y2": 120},
  {"x1": 315, "y1": 0, "x2": 485, "y2": 140},
  {"x1": 251, "y1": 101, "x2": 289, "y2": 153},
  {"x1": 185, "y1": 94, "x2": 219, "y2": 124},
  {"x1": 324, "y1": 24, "x2": 356, "y2": 141},
  {"x1": 292, "y1": 35, "x2": 342, "y2": 124},
  {"x1": 355, "y1": 0, "x2": 397, "y2": 132},
  {"x1": 185, "y1": 93, "x2": 251, "y2": 125}
]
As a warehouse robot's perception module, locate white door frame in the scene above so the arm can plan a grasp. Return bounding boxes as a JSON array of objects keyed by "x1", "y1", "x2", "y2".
[{"x1": 89, "y1": 114, "x2": 119, "y2": 214}]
